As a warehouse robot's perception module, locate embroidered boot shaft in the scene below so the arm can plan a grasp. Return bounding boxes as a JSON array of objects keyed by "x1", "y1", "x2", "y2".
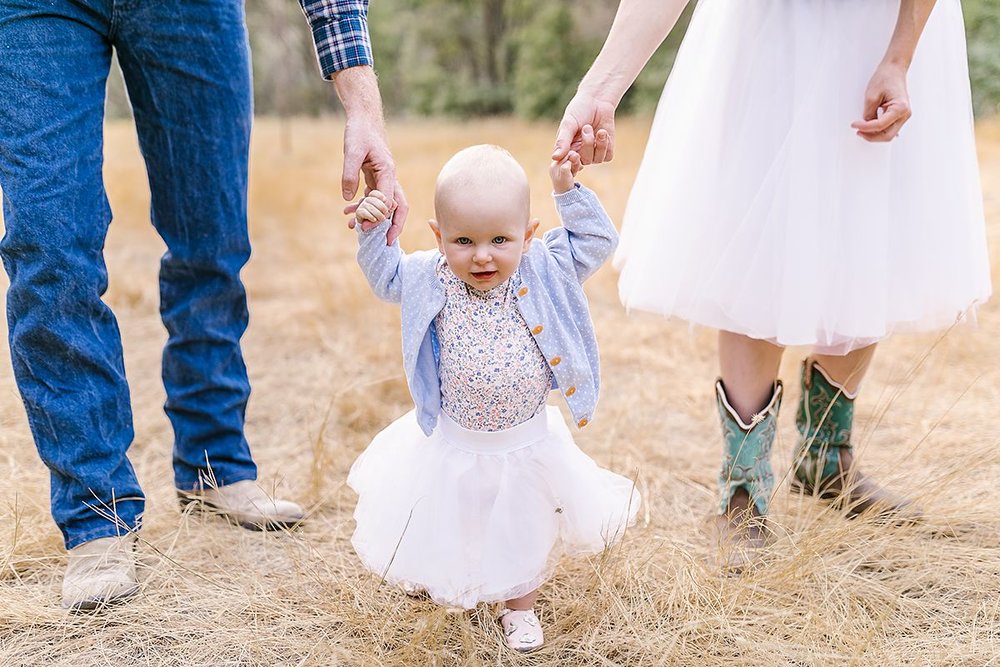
[
  {"x1": 716, "y1": 380, "x2": 783, "y2": 516},
  {"x1": 790, "y1": 358, "x2": 918, "y2": 520},
  {"x1": 793, "y1": 358, "x2": 855, "y2": 489}
]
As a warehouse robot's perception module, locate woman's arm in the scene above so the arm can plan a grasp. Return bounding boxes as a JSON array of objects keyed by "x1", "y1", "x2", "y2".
[
  {"x1": 851, "y1": 0, "x2": 938, "y2": 143},
  {"x1": 553, "y1": 0, "x2": 691, "y2": 164},
  {"x1": 884, "y1": 0, "x2": 939, "y2": 69}
]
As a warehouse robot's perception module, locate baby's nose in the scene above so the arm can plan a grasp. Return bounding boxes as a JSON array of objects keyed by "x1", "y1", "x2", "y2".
[{"x1": 474, "y1": 248, "x2": 492, "y2": 262}]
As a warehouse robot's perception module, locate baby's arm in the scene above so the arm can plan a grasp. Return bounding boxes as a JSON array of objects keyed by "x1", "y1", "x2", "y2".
[
  {"x1": 544, "y1": 152, "x2": 619, "y2": 283},
  {"x1": 355, "y1": 190, "x2": 405, "y2": 304}
]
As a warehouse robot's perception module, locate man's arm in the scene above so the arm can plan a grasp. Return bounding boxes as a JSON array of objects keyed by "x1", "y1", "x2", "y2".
[
  {"x1": 297, "y1": 0, "x2": 409, "y2": 243},
  {"x1": 298, "y1": 0, "x2": 373, "y2": 78}
]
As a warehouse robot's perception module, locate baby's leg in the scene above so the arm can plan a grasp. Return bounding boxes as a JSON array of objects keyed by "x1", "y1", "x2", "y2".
[{"x1": 504, "y1": 589, "x2": 538, "y2": 611}]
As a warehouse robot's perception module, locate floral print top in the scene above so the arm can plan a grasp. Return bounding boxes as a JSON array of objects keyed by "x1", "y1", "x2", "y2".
[{"x1": 434, "y1": 262, "x2": 553, "y2": 432}]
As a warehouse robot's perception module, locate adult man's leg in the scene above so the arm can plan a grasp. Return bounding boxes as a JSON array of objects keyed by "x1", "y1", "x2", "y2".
[
  {"x1": 0, "y1": 0, "x2": 142, "y2": 608},
  {"x1": 114, "y1": 0, "x2": 302, "y2": 528}
]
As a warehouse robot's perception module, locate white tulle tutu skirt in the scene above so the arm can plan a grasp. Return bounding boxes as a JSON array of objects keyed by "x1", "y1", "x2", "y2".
[
  {"x1": 616, "y1": 0, "x2": 991, "y2": 354},
  {"x1": 347, "y1": 406, "x2": 640, "y2": 609}
]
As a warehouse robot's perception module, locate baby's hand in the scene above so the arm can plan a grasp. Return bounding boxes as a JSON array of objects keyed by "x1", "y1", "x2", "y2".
[
  {"x1": 549, "y1": 151, "x2": 582, "y2": 194},
  {"x1": 351, "y1": 190, "x2": 390, "y2": 232}
]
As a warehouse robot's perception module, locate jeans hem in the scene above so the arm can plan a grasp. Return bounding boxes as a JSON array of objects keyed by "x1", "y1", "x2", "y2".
[
  {"x1": 63, "y1": 509, "x2": 143, "y2": 551},
  {"x1": 173, "y1": 468, "x2": 258, "y2": 493}
]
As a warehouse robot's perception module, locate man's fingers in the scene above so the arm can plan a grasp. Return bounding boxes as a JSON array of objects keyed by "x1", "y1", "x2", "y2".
[
  {"x1": 386, "y1": 185, "x2": 409, "y2": 245},
  {"x1": 369, "y1": 162, "x2": 397, "y2": 209},
  {"x1": 342, "y1": 149, "x2": 364, "y2": 200}
]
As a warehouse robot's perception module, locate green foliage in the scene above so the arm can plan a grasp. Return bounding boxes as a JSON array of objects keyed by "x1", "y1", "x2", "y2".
[
  {"x1": 512, "y1": 3, "x2": 599, "y2": 119},
  {"x1": 100, "y1": 0, "x2": 999, "y2": 119},
  {"x1": 964, "y1": 0, "x2": 1000, "y2": 117}
]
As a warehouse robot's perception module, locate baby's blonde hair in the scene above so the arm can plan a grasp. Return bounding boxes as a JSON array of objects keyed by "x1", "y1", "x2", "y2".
[{"x1": 434, "y1": 145, "x2": 530, "y2": 225}]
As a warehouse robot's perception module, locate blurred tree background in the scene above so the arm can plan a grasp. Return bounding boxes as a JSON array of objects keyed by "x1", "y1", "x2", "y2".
[{"x1": 106, "y1": 0, "x2": 1000, "y2": 119}]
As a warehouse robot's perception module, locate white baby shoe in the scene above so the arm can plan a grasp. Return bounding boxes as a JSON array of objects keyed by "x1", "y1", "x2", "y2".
[
  {"x1": 498, "y1": 607, "x2": 544, "y2": 652},
  {"x1": 178, "y1": 479, "x2": 305, "y2": 530}
]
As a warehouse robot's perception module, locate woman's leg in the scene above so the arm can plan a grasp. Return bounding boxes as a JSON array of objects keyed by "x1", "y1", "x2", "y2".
[
  {"x1": 718, "y1": 331, "x2": 785, "y2": 423},
  {"x1": 811, "y1": 343, "x2": 877, "y2": 395},
  {"x1": 713, "y1": 331, "x2": 785, "y2": 570},
  {"x1": 505, "y1": 589, "x2": 539, "y2": 611}
]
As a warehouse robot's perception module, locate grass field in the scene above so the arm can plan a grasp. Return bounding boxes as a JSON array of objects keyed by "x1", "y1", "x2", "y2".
[{"x1": 1, "y1": 117, "x2": 999, "y2": 666}]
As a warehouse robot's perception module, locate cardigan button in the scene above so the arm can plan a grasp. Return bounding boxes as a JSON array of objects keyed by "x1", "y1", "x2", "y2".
[
  {"x1": 518, "y1": 287, "x2": 529, "y2": 297},
  {"x1": 578, "y1": 418, "x2": 589, "y2": 428},
  {"x1": 549, "y1": 356, "x2": 561, "y2": 366},
  {"x1": 565, "y1": 386, "x2": 576, "y2": 397},
  {"x1": 532, "y1": 325, "x2": 544, "y2": 335}
]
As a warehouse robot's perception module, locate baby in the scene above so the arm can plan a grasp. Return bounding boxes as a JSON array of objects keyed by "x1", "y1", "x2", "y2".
[{"x1": 348, "y1": 145, "x2": 639, "y2": 652}]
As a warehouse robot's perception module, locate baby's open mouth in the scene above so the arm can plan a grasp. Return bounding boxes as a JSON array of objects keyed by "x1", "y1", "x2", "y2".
[{"x1": 471, "y1": 271, "x2": 497, "y2": 281}]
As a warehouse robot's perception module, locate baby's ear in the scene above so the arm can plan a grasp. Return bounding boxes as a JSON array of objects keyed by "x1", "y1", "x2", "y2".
[
  {"x1": 523, "y1": 218, "x2": 540, "y2": 249},
  {"x1": 428, "y1": 219, "x2": 445, "y2": 252}
]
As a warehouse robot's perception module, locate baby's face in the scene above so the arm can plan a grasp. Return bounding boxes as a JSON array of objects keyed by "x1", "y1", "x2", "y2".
[{"x1": 432, "y1": 204, "x2": 537, "y2": 291}]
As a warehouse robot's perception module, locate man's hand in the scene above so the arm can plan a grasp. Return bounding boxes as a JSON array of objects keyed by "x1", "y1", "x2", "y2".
[
  {"x1": 340, "y1": 116, "x2": 409, "y2": 242},
  {"x1": 552, "y1": 93, "x2": 617, "y2": 165},
  {"x1": 550, "y1": 151, "x2": 583, "y2": 194},
  {"x1": 334, "y1": 66, "x2": 409, "y2": 244}
]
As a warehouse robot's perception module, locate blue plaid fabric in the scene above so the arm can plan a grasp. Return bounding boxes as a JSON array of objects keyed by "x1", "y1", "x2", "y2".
[{"x1": 298, "y1": 0, "x2": 373, "y2": 79}]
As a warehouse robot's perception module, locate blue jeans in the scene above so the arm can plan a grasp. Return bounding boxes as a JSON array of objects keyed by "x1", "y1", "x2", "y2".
[{"x1": 0, "y1": 0, "x2": 258, "y2": 549}]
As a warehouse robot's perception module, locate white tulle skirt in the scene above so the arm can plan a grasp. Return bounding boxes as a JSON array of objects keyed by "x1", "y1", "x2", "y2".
[
  {"x1": 616, "y1": 0, "x2": 991, "y2": 354},
  {"x1": 348, "y1": 406, "x2": 640, "y2": 609}
]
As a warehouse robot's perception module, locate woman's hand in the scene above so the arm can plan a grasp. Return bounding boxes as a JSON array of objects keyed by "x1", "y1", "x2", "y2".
[
  {"x1": 851, "y1": 61, "x2": 912, "y2": 143},
  {"x1": 552, "y1": 95, "x2": 617, "y2": 165}
]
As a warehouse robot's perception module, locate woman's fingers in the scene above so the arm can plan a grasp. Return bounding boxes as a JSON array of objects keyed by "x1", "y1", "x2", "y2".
[
  {"x1": 856, "y1": 116, "x2": 907, "y2": 143},
  {"x1": 853, "y1": 98, "x2": 911, "y2": 142},
  {"x1": 592, "y1": 128, "x2": 610, "y2": 164},
  {"x1": 852, "y1": 101, "x2": 911, "y2": 134},
  {"x1": 577, "y1": 124, "x2": 596, "y2": 164}
]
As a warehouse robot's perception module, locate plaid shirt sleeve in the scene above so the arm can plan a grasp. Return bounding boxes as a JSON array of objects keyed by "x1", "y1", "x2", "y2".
[{"x1": 297, "y1": 0, "x2": 373, "y2": 80}]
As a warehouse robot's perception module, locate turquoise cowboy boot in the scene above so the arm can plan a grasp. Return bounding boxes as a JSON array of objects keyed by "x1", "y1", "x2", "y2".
[
  {"x1": 791, "y1": 358, "x2": 917, "y2": 520},
  {"x1": 713, "y1": 379, "x2": 783, "y2": 572}
]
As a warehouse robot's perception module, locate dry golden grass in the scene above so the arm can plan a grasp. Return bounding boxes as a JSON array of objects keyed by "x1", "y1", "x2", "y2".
[{"x1": 1, "y1": 117, "x2": 999, "y2": 666}]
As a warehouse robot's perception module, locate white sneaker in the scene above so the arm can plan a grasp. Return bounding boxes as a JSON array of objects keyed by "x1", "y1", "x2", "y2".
[
  {"x1": 61, "y1": 534, "x2": 139, "y2": 611},
  {"x1": 498, "y1": 607, "x2": 544, "y2": 652},
  {"x1": 178, "y1": 479, "x2": 305, "y2": 531}
]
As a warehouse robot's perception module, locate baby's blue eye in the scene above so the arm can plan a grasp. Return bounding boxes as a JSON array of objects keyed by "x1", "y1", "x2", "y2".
[
  {"x1": 456, "y1": 237, "x2": 472, "y2": 245},
  {"x1": 492, "y1": 236, "x2": 507, "y2": 245}
]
